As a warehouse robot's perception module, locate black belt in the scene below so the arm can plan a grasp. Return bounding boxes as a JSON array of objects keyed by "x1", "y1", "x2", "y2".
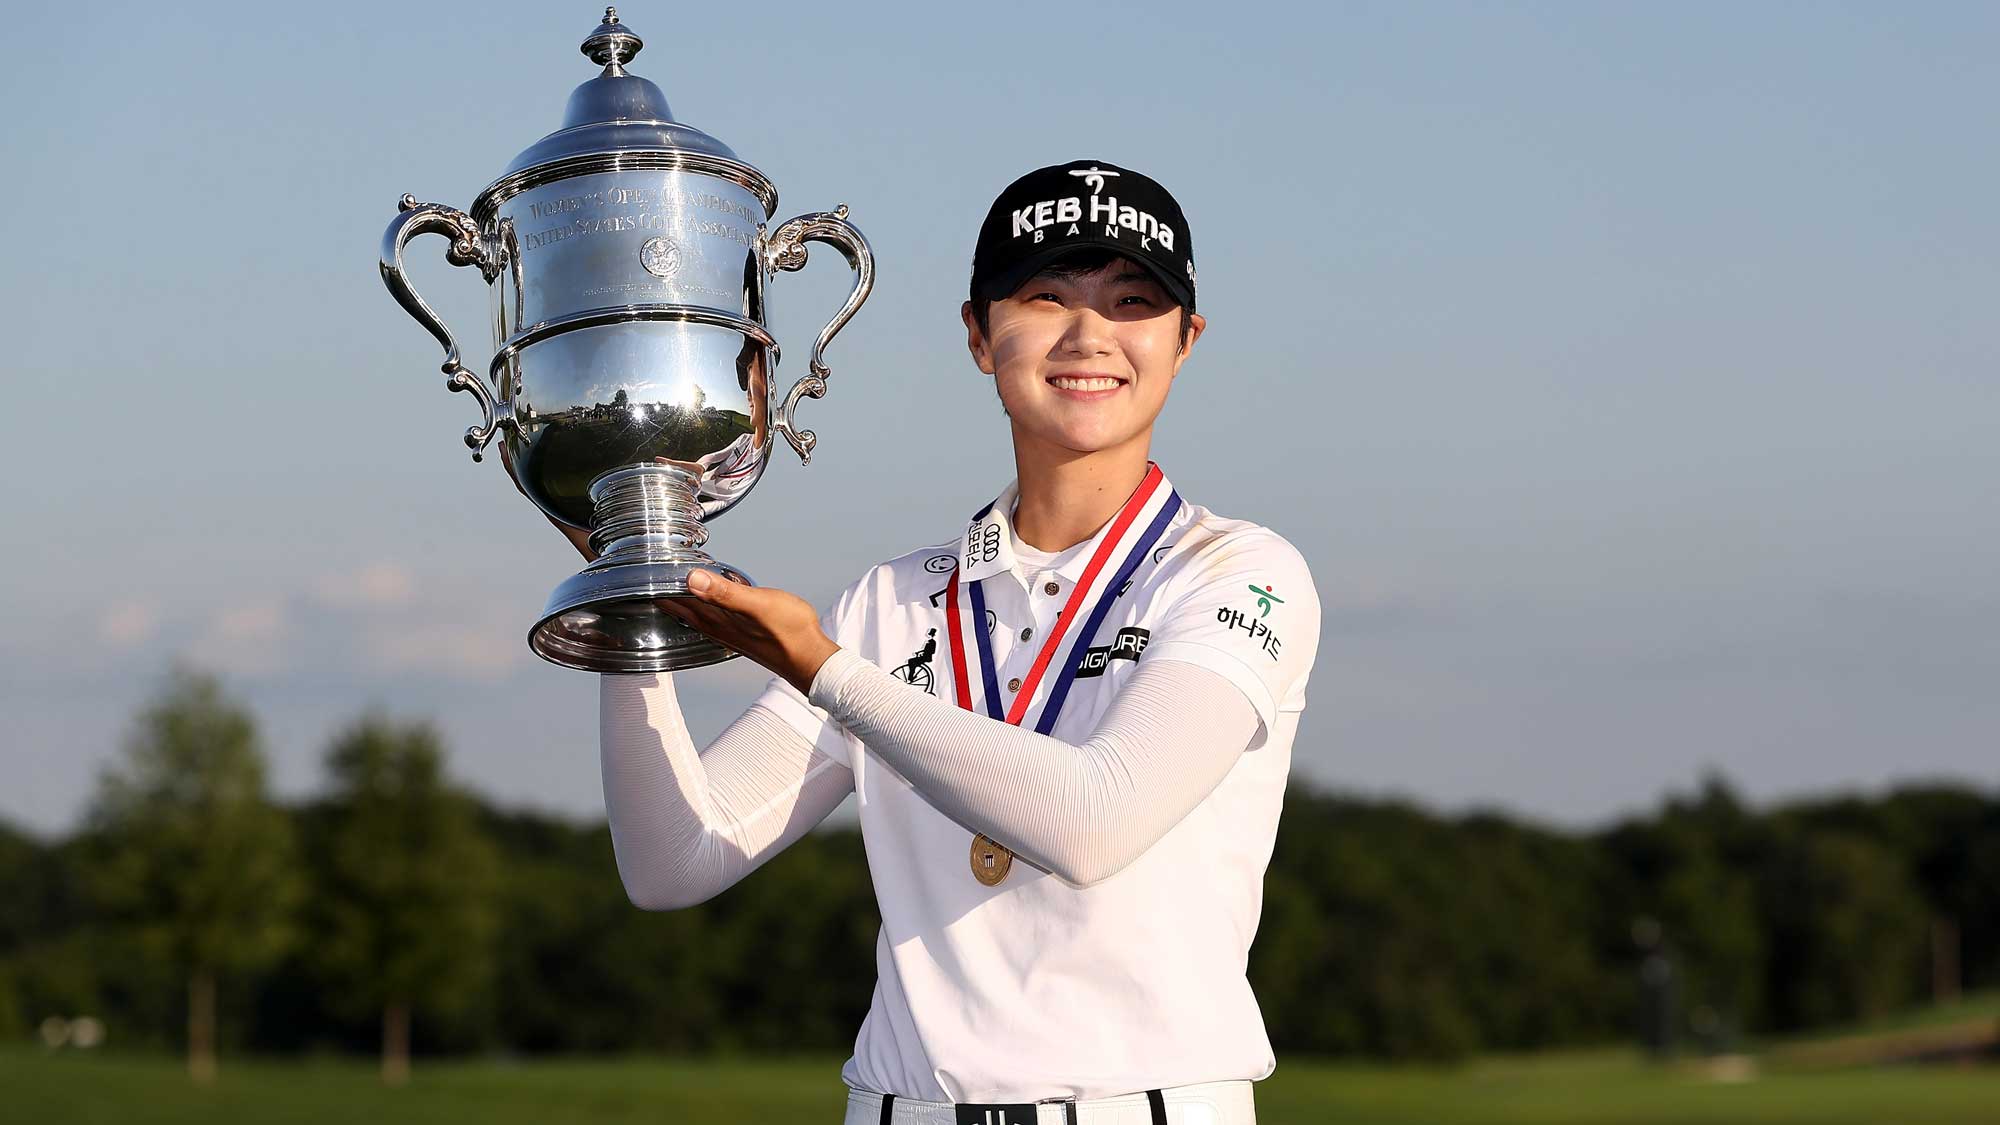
[{"x1": 877, "y1": 1089, "x2": 1169, "y2": 1125}]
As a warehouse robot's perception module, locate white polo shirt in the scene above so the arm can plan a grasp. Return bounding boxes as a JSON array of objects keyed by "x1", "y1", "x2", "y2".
[{"x1": 755, "y1": 464, "x2": 1320, "y2": 1103}]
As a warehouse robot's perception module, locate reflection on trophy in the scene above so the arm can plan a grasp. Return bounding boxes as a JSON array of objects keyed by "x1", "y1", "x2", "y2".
[{"x1": 379, "y1": 8, "x2": 874, "y2": 672}]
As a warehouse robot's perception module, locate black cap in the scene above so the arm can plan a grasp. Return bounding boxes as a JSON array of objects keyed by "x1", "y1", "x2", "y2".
[{"x1": 970, "y1": 159, "x2": 1196, "y2": 312}]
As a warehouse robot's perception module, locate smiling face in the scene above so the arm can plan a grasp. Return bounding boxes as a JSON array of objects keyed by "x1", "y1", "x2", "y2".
[{"x1": 962, "y1": 252, "x2": 1206, "y2": 459}]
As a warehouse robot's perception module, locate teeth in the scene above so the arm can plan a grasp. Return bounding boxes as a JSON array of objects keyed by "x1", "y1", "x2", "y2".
[{"x1": 1051, "y1": 376, "x2": 1121, "y2": 391}]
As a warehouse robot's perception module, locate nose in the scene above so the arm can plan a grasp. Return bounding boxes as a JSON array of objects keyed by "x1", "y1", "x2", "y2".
[{"x1": 1055, "y1": 306, "x2": 1114, "y2": 358}]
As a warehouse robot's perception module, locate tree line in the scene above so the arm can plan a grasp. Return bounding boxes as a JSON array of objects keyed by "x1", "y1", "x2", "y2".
[{"x1": 2, "y1": 666, "x2": 1995, "y2": 1078}]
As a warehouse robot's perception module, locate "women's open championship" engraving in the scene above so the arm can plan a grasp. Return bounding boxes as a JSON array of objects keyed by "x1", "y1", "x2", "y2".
[{"x1": 521, "y1": 186, "x2": 760, "y2": 253}]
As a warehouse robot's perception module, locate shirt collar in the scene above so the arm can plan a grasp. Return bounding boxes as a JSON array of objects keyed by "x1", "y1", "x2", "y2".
[{"x1": 956, "y1": 464, "x2": 1175, "y2": 586}]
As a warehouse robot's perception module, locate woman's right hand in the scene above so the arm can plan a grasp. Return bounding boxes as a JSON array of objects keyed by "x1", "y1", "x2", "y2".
[{"x1": 499, "y1": 440, "x2": 597, "y2": 563}]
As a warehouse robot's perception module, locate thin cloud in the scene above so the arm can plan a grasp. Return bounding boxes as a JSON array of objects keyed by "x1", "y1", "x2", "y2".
[
  {"x1": 184, "y1": 599, "x2": 291, "y2": 678},
  {"x1": 367, "y1": 621, "x2": 522, "y2": 683},
  {"x1": 312, "y1": 563, "x2": 417, "y2": 610},
  {"x1": 96, "y1": 601, "x2": 160, "y2": 649}
]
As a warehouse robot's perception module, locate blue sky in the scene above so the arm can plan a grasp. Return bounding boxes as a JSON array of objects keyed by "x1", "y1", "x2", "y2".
[{"x1": 2, "y1": 1, "x2": 1994, "y2": 835}]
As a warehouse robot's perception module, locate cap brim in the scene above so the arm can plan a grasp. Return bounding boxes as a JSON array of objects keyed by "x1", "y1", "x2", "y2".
[{"x1": 976, "y1": 242, "x2": 1195, "y2": 312}]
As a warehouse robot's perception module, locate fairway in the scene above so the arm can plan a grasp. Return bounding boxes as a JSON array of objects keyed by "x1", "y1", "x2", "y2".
[{"x1": 8, "y1": 1047, "x2": 1999, "y2": 1125}]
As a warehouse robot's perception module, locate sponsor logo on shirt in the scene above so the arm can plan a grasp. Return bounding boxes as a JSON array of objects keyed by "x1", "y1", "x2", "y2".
[
  {"x1": 965, "y1": 521, "x2": 1002, "y2": 568},
  {"x1": 891, "y1": 628, "x2": 939, "y2": 695},
  {"x1": 1074, "y1": 626, "x2": 1151, "y2": 679},
  {"x1": 1217, "y1": 603, "x2": 1281, "y2": 661}
]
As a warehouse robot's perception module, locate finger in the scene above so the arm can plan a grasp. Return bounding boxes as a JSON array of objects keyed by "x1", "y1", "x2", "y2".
[
  {"x1": 660, "y1": 599, "x2": 732, "y2": 642},
  {"x1": 667, "y1": 590, "x2": 741, "y2": 631},
  {"x1": 686, "y1": 568, "x2": 737, "y2": 604},
  {"x1": 669, "y1": 594, "x2": 725, "y2": 626},
  {"x1": 659, "y1": 594, "x2": 719, "y2": 622}
]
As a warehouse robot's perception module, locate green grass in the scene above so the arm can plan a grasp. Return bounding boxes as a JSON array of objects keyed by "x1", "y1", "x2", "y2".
[
  {"x1": 1782, "y1": 988, "x2": 2000, "y2": 1042},
  {"x1": 6, "y1": 1045, "x2": 1999, "y2": 1125},
  {"x1": 1757, "y1": 989, "x2": 1999, "y2": 1071}
]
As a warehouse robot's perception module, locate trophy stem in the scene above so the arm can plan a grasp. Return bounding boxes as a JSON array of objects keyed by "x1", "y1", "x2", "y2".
[
  {"x1": 588, "y1": 464, "x2": 711, "y2": 562},
  {"x1": 528, "y1": 464, "x2": 752, "y2": 673}
]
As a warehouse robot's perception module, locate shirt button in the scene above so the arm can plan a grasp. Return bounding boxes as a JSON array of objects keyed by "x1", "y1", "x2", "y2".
[
  {"x1": 1020, "y1": 626, "x2": 1034, "y2": 642},
  {"x1": 1043, "y1": 581, "x2": 1061, "y2": 596},
  {"x1": 1007, "y1": 676, "x2": 1023, "y2": 692}
]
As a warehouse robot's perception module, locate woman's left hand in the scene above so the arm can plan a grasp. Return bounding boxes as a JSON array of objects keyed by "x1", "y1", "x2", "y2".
[{"x1": 662, "y1": 570, "x2": 841, "y2": 695}]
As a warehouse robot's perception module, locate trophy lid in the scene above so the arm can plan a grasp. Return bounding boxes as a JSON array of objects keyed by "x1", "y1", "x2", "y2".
[{"x1": 479, "y1": 8, "x2": 774, "y2": 215}]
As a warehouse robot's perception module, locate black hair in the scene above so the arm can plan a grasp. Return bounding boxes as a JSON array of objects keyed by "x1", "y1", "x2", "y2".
[{"x1": 970, "y1": 248, "x2": 1194, "y2": 349}]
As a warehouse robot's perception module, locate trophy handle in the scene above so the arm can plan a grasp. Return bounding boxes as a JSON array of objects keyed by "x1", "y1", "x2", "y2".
[
  {"x1": 379, "y1": 194, "x2": 511, "y2": 462},
  {"x1": 763, "y1": 204, "x2": 875, "y2": 464}
]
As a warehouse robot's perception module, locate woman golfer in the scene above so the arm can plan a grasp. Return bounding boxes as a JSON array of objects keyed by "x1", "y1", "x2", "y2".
[{"x1": 569, "y1": 160, "x2": 1319, "y2": 1125}]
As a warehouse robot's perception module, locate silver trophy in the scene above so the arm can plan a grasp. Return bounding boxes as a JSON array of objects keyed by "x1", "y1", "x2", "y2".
[{"x1": 380, "y1": 8, "x2": 873, "y2": 673}]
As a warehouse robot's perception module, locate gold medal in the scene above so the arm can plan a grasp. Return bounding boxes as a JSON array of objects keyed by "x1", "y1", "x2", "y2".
[{"x1": 970, "y1": 833, "x2": 1013, "y2": 886}]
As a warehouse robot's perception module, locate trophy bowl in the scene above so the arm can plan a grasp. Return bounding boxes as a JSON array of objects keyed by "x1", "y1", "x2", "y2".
[{"x1": 379, "y1": 8, "x2": 872, "y2": 673}]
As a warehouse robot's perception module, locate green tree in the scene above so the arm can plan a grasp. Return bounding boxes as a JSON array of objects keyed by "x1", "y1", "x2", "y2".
[
  {"x1": 0, "y1": 963, "x2": 18, "y2": 1038},
  {"x1": 311, "y1": 713, "x2": 500, "y2": 1084},
  {"x1": 1758, "y1": 830, "x2": 1929, "y2": 1029},
  {"x1": 1601, "y1": 776, "x2": 1770, "y2": 1041},
  {"x1": 79, "y1": 665, "x2": 300, "y2": 1081}
]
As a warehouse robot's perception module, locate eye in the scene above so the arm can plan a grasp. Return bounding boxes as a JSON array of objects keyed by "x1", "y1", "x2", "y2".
[{"x1": 1030, "y1": 291, "x2": 1063, "y2": 303}]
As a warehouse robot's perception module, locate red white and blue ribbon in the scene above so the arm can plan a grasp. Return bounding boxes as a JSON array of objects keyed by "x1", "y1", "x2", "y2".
[{"x1": 943, "y1": 463, "x2": 1182, "y2": 735}]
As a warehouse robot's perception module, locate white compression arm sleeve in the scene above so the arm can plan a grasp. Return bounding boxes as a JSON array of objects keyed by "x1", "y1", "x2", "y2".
[
  {"x1": 598, "y1": 673, "x2": 854, "y2": 910},
  {"x1": 808, "y1": 649, "x2": 1262, "y2": 887}
]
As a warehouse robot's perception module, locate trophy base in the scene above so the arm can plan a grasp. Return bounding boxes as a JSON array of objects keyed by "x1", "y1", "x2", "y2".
[
  {"x1": 526, "y1": 463, "x2": 751, "y2": 673},
  {"x1": 530, "y1": 557, "x2": 752, "y2": 673}
]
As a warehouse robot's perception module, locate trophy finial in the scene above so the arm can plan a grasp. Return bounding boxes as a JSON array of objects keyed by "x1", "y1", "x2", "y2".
[{"x1": 582, "y1": 7, "x2": 643, "y2": 71}]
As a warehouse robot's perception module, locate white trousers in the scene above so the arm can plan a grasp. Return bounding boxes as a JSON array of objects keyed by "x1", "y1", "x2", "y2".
[{"x1": 843, "y1": 1080, "x2": 1255, "y2": 1125}]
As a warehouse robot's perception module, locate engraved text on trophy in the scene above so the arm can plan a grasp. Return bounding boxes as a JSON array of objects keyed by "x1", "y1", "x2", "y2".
[{"x1": 501, "y1": 172, "x2": 763, "y2": 326}]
